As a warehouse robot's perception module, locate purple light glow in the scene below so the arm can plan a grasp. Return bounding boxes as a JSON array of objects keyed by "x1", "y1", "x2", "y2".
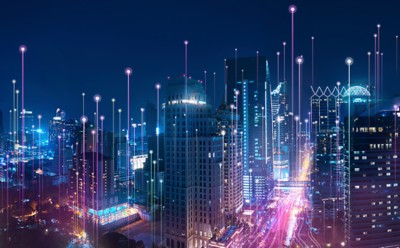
[
  {"x1": 345, "y1": 57, "x2": 353, "y2": 66},
  {"x1": 125, "y1": 67, "x2": 132, "y2": 75},
  {"x1": 19, "y1": 45, "x2": 27, "y2": 53},
  {"x1": 289, "y1": 5, "x2": 297, "y2": 13},
  {"x1": 94, "y1": 94, "x2": 101, "y2": 102},
  {"x1": 296, "y1": 56, "x2": 304, "y2": 64}
]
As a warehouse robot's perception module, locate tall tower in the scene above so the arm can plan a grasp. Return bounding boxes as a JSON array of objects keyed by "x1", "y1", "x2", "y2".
[
  {"x1": 271, "y1": 82, "x2": 290, "y2": 181},
  {"x1": 344, "y1": 96, "x2": 400, "y2": 248},
  {"x1": 226, "y1": 56, "x2": 273, "y2": 204},
  {"x1": 164, "y1": 77, "x2": 224, "y2": 248},
  {"x1": 310, "y1": 85, "x2": 346, "y2": 244},
  {"x1": 216, "y1": 104, "x2": 244, "y2": 218}
]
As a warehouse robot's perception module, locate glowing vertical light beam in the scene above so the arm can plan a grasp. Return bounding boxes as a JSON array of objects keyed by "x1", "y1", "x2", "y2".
[
  {"x1": 224, "y1": 60, "x2": 228, "y2": 105},
  {"x1": 289, "y1": 5, "x2": 297, "y2": 114},
  {"x1": 81, "y1": 115, "x2": 87, "y2": 233},
  {"x1": 140, "y1": 108, "x2": 145, "y2": 156},
  {"x1": 111, "y1": 98, "x2": 115, "y2": 188},
  {"x1": 204, "y1": 70, "x2": 207, "y2": 102},
  {"x1": 283, "y1": 41, "x2": 287, "y2": 82},
  {"x1": 377, "y1": 24, "x2": 381, "y2": 98},
  {"x1": 19, "y1": 45, "x2": 27, "y2": 204},
  {"x1": 368, "y1": 51, "x2": 371, "y2": 98},
  {"x1": 296, "y1": 56, "x2": 304, "y2": 120},
  {"x1": 311, "y1": 36, "x2": 314, "y2": 86},
  {"x1": 9, "y1": 110, "x2": 12, "y2": 146},
  {"x1": 94, "y1": 94, "x2": 101, "y2": 246},
  {"x1": 125, "y1": 67, "x2": 132, "y2": 240},
  {"x1": 381, "y1": 53, "x2": 384, "y2": 95},
  {"x1": 58, "y1": 134, "x2": 61, "y2": 221},
  {"x1": 155, "y1": 83, "x2": 161, "y2": 244},
  {"x1": 374, "y1": 34, "x2": 377, "y2": 104},
  {"x1": 345, "y1": 57, "x2": 353, "y2": 235},
  {"x1": 256, "y1": 50, "x2": 259, "y2": 89},
  {"x1": 12, "y1": 80, "x2": 16, "y2": 149},
  {"x1": 396, "y1": 35, "x2": 398, "y2": 78},
  {"x1": 277, "y1": 51, "x2": 280, "y2": 83},
  {"x1": 393, "y1": 105, "x2": 397, "y2": 182},
  {"x1": 6, "y1": 154, "x2": 9, "y2": 242},
  {"x1": 235, "y1": 48, "x2": 238, "y2": 83},
  {"x1": 213, "y1": 72, "x2": 216, "y2": 109},
  {"x1": 82, "y1": 92, "x2": 85, "y2": 116},
  {"x1": 38, "y1": 114, "x2": 42, "y2": 216}
]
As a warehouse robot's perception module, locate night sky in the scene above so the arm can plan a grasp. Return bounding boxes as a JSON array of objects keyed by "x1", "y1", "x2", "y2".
[{"x1": 0, "y1": 0, "x2": 399, "y2": 130}]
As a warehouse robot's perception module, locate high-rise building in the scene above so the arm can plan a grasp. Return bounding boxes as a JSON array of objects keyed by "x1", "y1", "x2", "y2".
[
  {"x1": 309, "y1": 85, "x2": 347, "y2": 245},
  {"x1": 47, "y1": 110, "x2": 80, "y2": 196},
  {"x1": 116, "y1": 130, "x2": 130, "y2": 181},
  {"x1": 164, "y1": 77, "x2": 224, "y2": 248},
  {"x1": 310, "y1": 86, "x2": 347, "y2": 135},
  {"x1": 226, "y1": 56, "x2": 273, "y2": 203},
  {"x1": 17, "y1": 109, "x2": 35, "y2": 146},
  {"x1": 344, "y1": 95, "x2": 400, "y2": 247},
  {"x1": 216, "y1": 104, "x2": 244, "y2": 218},
  {"x1": 69, "y1": 124, "x2": 141, "y2": 231},
  {"x1": 71, "y1": 151, "x2": 116, "y2": 211},
  {"x1": 271, "y1": 82, "x2": 290, "y2": 181},
  {"x1": 135, "y1": 101, "x2": 165, "y2": 202},
  {"x1": 310, "y1": 86, "x2": 346, "y2": 214},
  {"x1": 48, "y1": 109, "x2": 80, "y2": 150}
]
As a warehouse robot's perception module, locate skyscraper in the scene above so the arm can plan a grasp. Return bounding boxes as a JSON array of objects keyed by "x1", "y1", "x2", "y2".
[
  {"x1": 310, "y1": 86, "x2": 345, "y2": 210},
  {"x1": 48, "y1": 108, "x2": 80, "y2": 150},
  {"x1": 310, "y1": 85, "x2": 347, "y2": 244},
  {"x1": 216, "y1": 104, "x2": 244, "y2": 218},
  {"x1": 226, "y1": 56, "x2": 273, "y2": 204},
  {"x1": 271, "y1": 82, "x2": 290, "y2": 181},
  {"x1": 164, "y1": 77, "x2": 224, "y2": 248},
  {"x1": 344, "y1": 96, "x2": 400, "y2": 247}
]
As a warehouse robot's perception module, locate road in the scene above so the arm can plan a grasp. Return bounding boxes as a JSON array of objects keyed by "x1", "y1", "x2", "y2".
[{"x1": 244, "y1": 145, "x2": 321, "y2": 247}]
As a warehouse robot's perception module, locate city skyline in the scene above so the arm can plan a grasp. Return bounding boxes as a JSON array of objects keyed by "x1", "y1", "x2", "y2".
[{"x1": 1, "y1": 1, "x2": 400, "y2": 248}]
